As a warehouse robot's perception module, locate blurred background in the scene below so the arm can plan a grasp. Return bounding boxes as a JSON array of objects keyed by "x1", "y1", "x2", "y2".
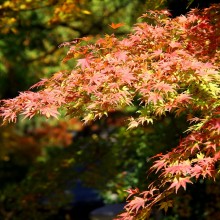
[{"x1": 0, "y1": 0, "x2": 220, "y2": 219}]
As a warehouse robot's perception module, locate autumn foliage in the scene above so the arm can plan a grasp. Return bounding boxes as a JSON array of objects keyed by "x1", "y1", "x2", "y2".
[{"x1": 0, "y1": 4, "x2": 220, "y2": 219}]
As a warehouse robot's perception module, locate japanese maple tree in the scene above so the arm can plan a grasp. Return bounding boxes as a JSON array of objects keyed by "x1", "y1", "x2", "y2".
[{"x1": 0, "y1": 4, "x2": 220, "y2": 219}]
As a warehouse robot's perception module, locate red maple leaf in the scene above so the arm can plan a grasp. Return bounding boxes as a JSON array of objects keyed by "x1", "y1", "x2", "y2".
[
  {"x1": 125, "y1": 196, "x2": 145, "y2": 214},
  {"x1": 169, "y1": 177, "x2": 192, "y2": 193},
  {"x1": 140, "y1": 187, "x2": 157, "y2": 199},
  {"x1": 118, "y1": 67, "x2": 135, "y2": 85},
  {"x1": 153, "y1": 82, "x2": 174, "y2": 94},
  {"x1": 115, "y1": 212, "x2": 133, "y2": 220},
  {"x1": 114, "y1": 51, "x2": 128, "y2": 62},
  {"x1": 152, "y1": 159, "x2": 167, "y2": 173},
  {"x1": 29, "y1": 78, "x2": 48, "y2": 90},
  {"x1": 76, "y1": 55, "x2": 93, "y2": 70},
  {"x1": 147, "y1": 92, "x2": 163, "y2": 105},
  {"x1": 207, "y1": 118, "x2": 220, "y2": 133}
]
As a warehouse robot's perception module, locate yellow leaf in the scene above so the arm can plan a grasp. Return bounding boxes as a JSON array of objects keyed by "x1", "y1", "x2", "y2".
[
  {"x1": 3, "y1": 1, "x2": 13, "y2": 7},
  {"x1": 20, "y1": 4, "x2": 27, "y2": 10},
  {"x1": 197, "y1": 152, "x2": 204, "y2": 159},
  {"x1": 82, "y1": 10, "x2": 91, "y2": 15}
]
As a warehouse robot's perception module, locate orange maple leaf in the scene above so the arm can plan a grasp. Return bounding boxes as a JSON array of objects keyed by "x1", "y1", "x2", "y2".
[{"x1": 109, "y1": 22, "x2": 125, "y2": 29}]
